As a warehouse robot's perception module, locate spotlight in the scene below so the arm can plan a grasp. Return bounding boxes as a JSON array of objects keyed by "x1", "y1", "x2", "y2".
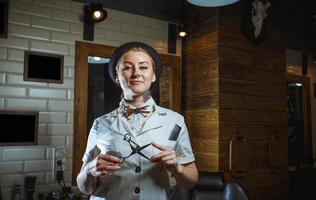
[
  {"x1": 178, "y1": 30, "x2": 187, "y2": 37},
  {"x1": 88, "y1": 2, "x2": 107, "y2": 23},
  {"x1": 177, "y1": 24, "x2": 187, "y2": 38}
]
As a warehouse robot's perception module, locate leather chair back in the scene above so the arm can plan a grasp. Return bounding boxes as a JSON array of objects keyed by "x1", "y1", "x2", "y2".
[
  {"x1": 193, "y1": 171, "x2": 225, "y2": 200},
  {"x1": 169, "y1": 186, "x2": 193, "y2": 200},
  {"x1": 169, "y1": 171, "x2": 249, "y2": 200},
  {"x1": 223, "y1": 182, "x2": 249, "y2": 200},
  {"x1": 169, "y1": 171, "x2": 225, "y2": 200}
]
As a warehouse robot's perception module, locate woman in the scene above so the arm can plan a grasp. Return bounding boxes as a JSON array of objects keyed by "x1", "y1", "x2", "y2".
[{"x1": 77, "y1": 42, "x2": 198, "y2": 200}]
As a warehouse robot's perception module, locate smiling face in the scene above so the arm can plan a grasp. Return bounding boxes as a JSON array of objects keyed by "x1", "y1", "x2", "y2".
[{"x1": 116, "y1": 49, "x2": 156, "y2": 100}]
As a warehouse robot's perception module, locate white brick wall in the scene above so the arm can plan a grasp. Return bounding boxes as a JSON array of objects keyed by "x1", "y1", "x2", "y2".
[
  {"x1": 8, "y1": 49, "x2": 25, "y2": 61},
  {"x1": 2, "y1": 148, "x2": 46, "y2": 161},
  {"x1": 10, "y1": 24, "x2": 50, "y2": 41},
  {"x1": 0, "y1": 47, "x2": 7, "y2": 59},
  {"x1": 0, "y1": 60, "x2": 24, "y2": 73},
  {"x1": 0, "y1": 37, "x2": 29, "y2": 49},
  {"x1": 0, "y1": 0, "x2": 175, "y2": 198},
  {"x1": 32, "y1": 17, "x2": 70, "y2": 32},
  {"x1": 0, "y1": 73, "x2": 5, "y2": 84}
]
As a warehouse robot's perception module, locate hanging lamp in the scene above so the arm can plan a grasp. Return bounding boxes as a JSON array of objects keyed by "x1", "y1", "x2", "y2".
[{"x1": 187, "y1": 0, "x2": 239, "y2": 7}]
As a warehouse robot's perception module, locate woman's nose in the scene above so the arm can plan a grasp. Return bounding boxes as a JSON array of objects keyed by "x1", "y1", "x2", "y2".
[{"x1": 132, "y1": 68, "x2": 141, "y2": 77}]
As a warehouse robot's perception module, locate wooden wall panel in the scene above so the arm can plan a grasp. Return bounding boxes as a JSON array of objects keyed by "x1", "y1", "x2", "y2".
[
  {"x1": 184, "y1": 4, "x2": 218, "y2": 40},
  {"x1": 185, "y1": 32, "x2": 218, "y2": 55},
  {"x1": 184, "y1": 93, "x2": 218, "y2": 110},
  {"x1": 220, "y1": 78, "x2": 286, "y2": 97},
  {"x1": 187, "y1": 125, "x2": 219, "y2": 138},
  {"x1": 160, "y1": 55, "x2": 182, "y2": 113},
  {"x1": 159, "y1": 101, "x2": 169, "y2": 108},
  {"x1": 219, "y1": 31, "x2": 285, "y2": 55},
  {"x1": 183, "y1": 3, "x2": 220, "y2": 171},
  {"x1": 184, "y1": 109, "x2": 219, "y2": 127},
  {"x1": 220, "y1": 124, "x2": 287, "y2": 141},
  {"x1": 184, "y1": 61, "x2": 218, "y2": 80},
  {"x1": 194, "y1": 155, "x2": 219, "y2": 170},
  {"x1": 218, "y1": 3, "x2": 288, "y2": 200},
  {"x1": 183, "y1": 49, "x2": 218, "y2": 67},
  {"x1": 159, "y1": 74, "x2": 170, "y2": 101},
  {"x1": 225, "y1": 169, "x2": 289, "y2": 200},
  {"x1": 220, "y1": 94, "x2": 286, "y2": 111},
  {"x1": 218, "y1": 7, "x2": 284, "y2": 46},
  {"x1": 220, "y1": 139, "x2": 288, "y2": 171},
  {"x1": 183, "y1": 2, "x2": 289, "y2": 199},
  {"x1": 220, "y1": 61, "x2": 285, "y2": 84},
  {"x1": 220, "y1": 109, "x2": 287, "y2": 125},
  {"x1": 185, "y1": 78, "x2": 218, "y2": 96},
  {"x1": 191, "y1": 138, "x2": 219, "y2": 155}
]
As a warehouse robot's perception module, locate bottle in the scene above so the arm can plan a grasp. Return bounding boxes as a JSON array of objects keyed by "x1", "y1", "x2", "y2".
[{"x1": 12, "y1": 184, "x2": 22, "y2": 200}]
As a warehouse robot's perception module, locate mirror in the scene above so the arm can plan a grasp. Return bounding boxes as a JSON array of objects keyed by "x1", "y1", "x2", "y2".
[{"x1": 87, "y1": 56, "x2": 120, "y2": 132}]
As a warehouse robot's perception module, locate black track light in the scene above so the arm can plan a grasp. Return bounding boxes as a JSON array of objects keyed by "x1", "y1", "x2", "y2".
[{"x1": 88, "y1": 2, "x2": 107, "y2": 23}]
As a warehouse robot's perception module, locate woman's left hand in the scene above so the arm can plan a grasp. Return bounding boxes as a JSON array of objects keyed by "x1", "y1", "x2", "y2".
[{"x1": 150, "y1": 142, "x2": 182, "y2": 174}]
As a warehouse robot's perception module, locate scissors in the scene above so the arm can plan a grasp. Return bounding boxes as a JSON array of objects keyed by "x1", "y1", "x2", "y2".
[{"x1": 117, "y1": 133, "x2": 151, "y2": 163}]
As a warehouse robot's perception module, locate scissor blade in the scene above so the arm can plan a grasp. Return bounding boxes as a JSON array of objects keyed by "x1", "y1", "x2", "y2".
[
  {"x1": 138, "y1": 143, "x2": 151, "y2": 151},
  {"x1": 137, "y1": 151, "x2": 151, "y2": 161}
]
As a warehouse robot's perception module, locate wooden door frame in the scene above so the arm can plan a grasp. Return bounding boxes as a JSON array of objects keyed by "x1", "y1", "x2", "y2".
[{"x1": 72, "y1": 41, "x2": 181, "y2": 184}]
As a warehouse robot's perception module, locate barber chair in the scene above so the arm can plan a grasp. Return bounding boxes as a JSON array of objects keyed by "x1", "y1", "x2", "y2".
[
  {"x1": 223, "y1": 182, "x2": 249, "y2": 200},
  {"x1": 169, "y1": 171, "x2": 249, "y2": 200}
]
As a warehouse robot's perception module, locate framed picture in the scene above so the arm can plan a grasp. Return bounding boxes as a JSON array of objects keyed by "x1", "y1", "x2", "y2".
[
  {"x1": 24, "y1": 51, "x2": 64, "y2": 84},
  {"x1": 0, "y1": 0, "x2": 8, "y2": 38},
  {"x1": 0, "y1": 110, "x2": 39, "y2": 146}
]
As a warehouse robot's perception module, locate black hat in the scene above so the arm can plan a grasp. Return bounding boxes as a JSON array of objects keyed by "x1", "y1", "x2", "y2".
[{"x1": 108, "y1": 41, "x2": 162, "y2": 84}]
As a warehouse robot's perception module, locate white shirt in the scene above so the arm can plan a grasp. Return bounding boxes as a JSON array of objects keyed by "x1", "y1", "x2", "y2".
[{"x1": 82, "y1": 98, "x2": 195, "y2": 200}]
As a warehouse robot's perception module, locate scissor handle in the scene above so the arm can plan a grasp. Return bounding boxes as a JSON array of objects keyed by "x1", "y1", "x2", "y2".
[
  {"x1": 123, "y1": 133, "x2": 140, "y2": 148},
  {"x1": 123, "y1": 133, "x2": 131, "y2": 142},
  {"x1": 118, "y1": 157, "x2": 125, "y2": 164},
  {"x1": 118, "y1": 152, "x2": 134, "y2": 163}
]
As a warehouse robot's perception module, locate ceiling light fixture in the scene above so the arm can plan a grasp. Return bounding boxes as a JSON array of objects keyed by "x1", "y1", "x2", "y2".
[
  {"x1": 177, "y1": 24, "x2": 187, "y2": 38},
  {"x1": 88, "y1": 2, "x2": 107, "y2": 23},
  {"x1": 187, "y1": 0, "x2": 239, "y2": 7},
  {"x1": 178, "y1": 30, "x2": 187, "y2": 37},
  {"x1": 178, "y1": 29, "x2": 187, "y2": 38}
]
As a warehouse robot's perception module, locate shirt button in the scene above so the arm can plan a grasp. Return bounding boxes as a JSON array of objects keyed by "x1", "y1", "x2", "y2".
[
  {"x1": 135, "y1": 167, "x2": 141, "y2": 173},
  {"x1": 134, "y1": 187, "x2": 140, "y2": 194}
]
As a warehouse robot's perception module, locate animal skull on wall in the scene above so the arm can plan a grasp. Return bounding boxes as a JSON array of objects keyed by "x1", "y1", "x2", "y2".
[{"x1": 251, "y1": 0, "x2": 271, "y2": 38}]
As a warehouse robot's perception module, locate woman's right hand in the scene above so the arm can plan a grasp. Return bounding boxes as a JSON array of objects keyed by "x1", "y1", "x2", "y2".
[
  {"x1": 87, "y1": 154, "x2": 121, "y2": 177},
  {"x1": 96, "y1": 154, "x2": 121, "y2": 175}
]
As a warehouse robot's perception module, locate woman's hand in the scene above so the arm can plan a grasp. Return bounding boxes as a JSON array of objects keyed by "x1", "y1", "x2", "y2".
[
  {"x1": 150, "y1": 142, "x2": 198, "y2": 188},
  {"x1": 87, "y1": 154, "x2": 121, "y2": 177},
  {"x1": 77, "y1": 154, "x2": 121, "y2": 194},
  {"x1": 150, "y1": 142, "x2": 182, "y2": 174}
]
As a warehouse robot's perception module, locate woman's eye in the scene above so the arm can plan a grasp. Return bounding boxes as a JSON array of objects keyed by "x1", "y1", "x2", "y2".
[
  {"x1": 139, "y1": 66, "x2": 148, "y2": 70},
  {"x1": 122, "y1": 65, "x2": 132, "y2": 70}
]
